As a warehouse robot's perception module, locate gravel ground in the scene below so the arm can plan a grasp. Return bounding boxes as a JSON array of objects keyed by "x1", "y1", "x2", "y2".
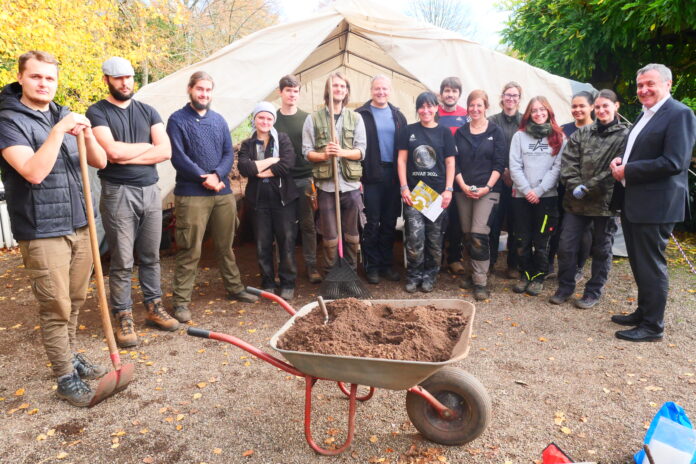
[{"x1": 0, "y1": 239, "x2": 694, "y2": 464}]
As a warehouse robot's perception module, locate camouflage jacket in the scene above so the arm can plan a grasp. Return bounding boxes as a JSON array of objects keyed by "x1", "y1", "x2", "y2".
[{"x1": 561, "y1": 120, "x2": 631, "y2": 216}]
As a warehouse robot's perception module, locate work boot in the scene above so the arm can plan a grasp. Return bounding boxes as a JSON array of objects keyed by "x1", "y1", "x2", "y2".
[
  {"x1": 459, "y1": 276, "x2": 474, "y2": 290},
  {"x1": 115, "y1": 311, "x2": 138, "y2": 348},
  {"x1": 473, "y1": 285, "x2": 490, "y2": 301},
  {"x1": 380, "y1": 268, "x2": 400, "y2": 282},
  {"x1": 72, "y1": 353, "x2": 107, "y2": 380},
  {"x1": 526, "y1": 280, "x2": 544, "y2": 296},
  {"x1": 227, "y1": 290, "x2": 259, "y2": 303},
  {"x1": 56, "y1": 370, "x2": 94, "y2": 407},
  {"x1": 173, "y1": 305, "x2": 192, "y2": 323},
  {"x1": 512, "y1": 278, "x2": 530, "y2": 294},
  {"x1": 448, "y1": 261, "x2": 466, "y2": 275},
  {"x1": 279, "y1": 288, "x2": 294, "y2": 301},
  {"x1": 366, "y1": 269, "x2": 380, "y2": 285},
  {"x1": 144, "y1": 298, "x2": 180, "y2": 331},
  {"x1": 307, "y1": 264, "x2": 322, "y2": 284}
]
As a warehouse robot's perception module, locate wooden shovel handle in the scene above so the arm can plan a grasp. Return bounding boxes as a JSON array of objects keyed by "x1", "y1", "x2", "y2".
[
  {"x1": 77, "y1": 132, "x2": 122, "y2": 370},
  {"x1": 328, "y1": 98, "x2": 343, "y2": 257}
]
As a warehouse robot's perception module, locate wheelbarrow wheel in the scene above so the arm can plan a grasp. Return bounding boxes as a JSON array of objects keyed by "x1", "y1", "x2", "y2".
[{"x1": 406, "y1": 367, "x2": 491, "y2": 446}]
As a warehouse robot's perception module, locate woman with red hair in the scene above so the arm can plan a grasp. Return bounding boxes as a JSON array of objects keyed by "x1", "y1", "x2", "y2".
[{"x1": 509, "y1": 96, "x2": 566, "y2": 296}]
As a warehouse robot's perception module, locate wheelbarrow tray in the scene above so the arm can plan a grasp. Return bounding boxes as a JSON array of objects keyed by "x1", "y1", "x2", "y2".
[{"x1": 270, "y1": 299, "x2": 475, "y2": 390}]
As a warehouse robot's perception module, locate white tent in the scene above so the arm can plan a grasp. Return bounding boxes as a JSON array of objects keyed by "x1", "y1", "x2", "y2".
[{"x1": 135, "y1": 0, "x2": 591, "y2": 205}]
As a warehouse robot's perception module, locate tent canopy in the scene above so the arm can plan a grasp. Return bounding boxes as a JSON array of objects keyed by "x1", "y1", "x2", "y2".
[{"x1": 135, "y1": 0, "x2": 591, "y2": 205}]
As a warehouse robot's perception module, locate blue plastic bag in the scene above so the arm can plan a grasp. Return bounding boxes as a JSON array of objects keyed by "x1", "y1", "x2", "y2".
[{"x1": 635, "y1": 401, "x2": 695, "y2": 464}]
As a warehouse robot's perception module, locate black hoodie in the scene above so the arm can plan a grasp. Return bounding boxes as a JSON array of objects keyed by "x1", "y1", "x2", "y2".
[{"x1": 0, "y1": 82, "x2": 87, "y2": 240}]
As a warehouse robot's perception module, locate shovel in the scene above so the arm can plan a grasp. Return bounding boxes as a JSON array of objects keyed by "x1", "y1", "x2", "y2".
[{"x1": 76, "y1": 131, "x2": 134, "y2": 406}]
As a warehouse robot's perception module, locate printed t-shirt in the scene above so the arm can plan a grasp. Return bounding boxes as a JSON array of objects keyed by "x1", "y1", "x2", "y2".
[
  {"x1": 397, "y1": 122, "x2": 455, "y2": 193},
  {"x1": 438, "y1": 105, "x2": 468, "y2": 135}
]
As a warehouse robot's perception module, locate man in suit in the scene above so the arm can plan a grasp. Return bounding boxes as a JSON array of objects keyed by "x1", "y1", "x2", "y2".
[{"x1": 609, "y1": 63, "x2": 696, "y2": 342}]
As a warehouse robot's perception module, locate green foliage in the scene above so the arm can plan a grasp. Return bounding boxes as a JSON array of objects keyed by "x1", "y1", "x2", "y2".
[{"x1": 501, "y1": 0, "x2": 696, "y2": 113}]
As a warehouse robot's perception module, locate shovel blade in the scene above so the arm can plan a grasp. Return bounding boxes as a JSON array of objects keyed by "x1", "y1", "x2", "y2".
[{"x1": 88, "y1": 363, "x2": 135, "y2": 407}]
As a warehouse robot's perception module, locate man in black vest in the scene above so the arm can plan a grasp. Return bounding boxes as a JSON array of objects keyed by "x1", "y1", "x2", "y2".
[
  {"x1": 356, "y1": 75, "x2": 407, "y2": 284},
  {"x1": 0, "y1": 51, "x2": 107, "y2": 406},
  {"x1": 609, "y1": 63, "x2": 696, "y2": 341}
]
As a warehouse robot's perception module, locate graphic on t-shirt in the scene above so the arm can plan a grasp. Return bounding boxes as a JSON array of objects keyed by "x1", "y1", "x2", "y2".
[
  {"x1": 413, "y1": 144, "x2": 436, "y2": 169},
  {"x1": 529, "y1": 139, "x2": 549, "y2": 151}
]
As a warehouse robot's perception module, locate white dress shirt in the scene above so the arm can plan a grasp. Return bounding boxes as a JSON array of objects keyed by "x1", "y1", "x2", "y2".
[{"x1": 620, "y1": 94, "x2": 671, "y2": 185}]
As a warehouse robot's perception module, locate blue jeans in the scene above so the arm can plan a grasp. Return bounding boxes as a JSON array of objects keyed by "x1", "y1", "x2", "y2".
[
  {"x1": 100, "y1": 181, "x2": 162, "y2": 314},
  {"x1": 362, "y1": 165, "x2": 400, "y2": 273},
  {"x1": 403, "y1": 204, "x2": 445, "y2": 285}
]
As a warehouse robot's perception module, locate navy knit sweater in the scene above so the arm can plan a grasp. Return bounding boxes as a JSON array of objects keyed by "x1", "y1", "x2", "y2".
[{"x1": 166, "y1": 104, "x2": 234, "y2": 196}]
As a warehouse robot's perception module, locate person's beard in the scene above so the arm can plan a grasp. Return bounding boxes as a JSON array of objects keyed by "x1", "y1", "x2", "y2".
[
  {"x1": 190, "y1": 95, "x2": 211, "y2": 111},
  {"x1": 107, "y1": 81, "x2": 133, "y2": 101}
]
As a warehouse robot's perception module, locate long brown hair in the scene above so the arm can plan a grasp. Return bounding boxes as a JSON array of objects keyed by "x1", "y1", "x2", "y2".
[
  {"x1": 323, "y1": 71, "x2": 350, "y2": 107},
  {"x1": 519, "y1": 96, "x2": 564, "y2": 156}
]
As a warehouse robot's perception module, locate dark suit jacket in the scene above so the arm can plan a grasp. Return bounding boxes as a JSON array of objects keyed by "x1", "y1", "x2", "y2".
[{"x1": 611, "y1": 97, "x2": 696, "y2": 224}]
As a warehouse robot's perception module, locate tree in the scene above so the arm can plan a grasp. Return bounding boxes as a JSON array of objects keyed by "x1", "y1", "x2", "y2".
[
  {"x1": 407, "y1": 0, "x2": 477, "y2": 37},
  {"x1": 500, "y1": 0, "x2": 696, "y2": 115}
]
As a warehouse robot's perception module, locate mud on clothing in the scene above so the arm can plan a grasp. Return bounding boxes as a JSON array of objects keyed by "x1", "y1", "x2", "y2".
[{"x1": 397, "y1": 123, "x2": 455, "y2": 194}]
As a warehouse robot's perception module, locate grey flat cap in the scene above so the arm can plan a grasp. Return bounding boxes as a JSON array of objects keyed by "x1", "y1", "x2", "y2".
[{"x1": 102, "y1": 57, "x2": 135, "y2": 77}]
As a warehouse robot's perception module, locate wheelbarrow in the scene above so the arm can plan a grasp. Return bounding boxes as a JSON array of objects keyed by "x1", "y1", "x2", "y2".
[{"x1": 187, "y1": 287, "x2": 491, "y2": 455}]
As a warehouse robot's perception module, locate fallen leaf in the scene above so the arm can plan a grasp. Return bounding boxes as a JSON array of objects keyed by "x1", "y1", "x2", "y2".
[
  {"x1": 36, "y1": 433, "x2": 47, "y2": 441},
  {"x1": 213, "y1": 448, "x2": 222, "y2": 455},
  {"x1": 176, "y1": 414, "x2": 185, "y2": 421},
  {"x1": 15, "y1": 388, "x2": 25, "y2": 396},
  {"x1": 197, "y1": 382, "x2": 207, "y2": 389},
  {"x1": 561, "y1": 427, "x2": 572, "y2": 434},
  {"x1": 27, "y1": 408, "x2": 39, "y2": 415},
  {"x1": 242, "y1": 449, "x2": 254, "y2": 457},
  {"x1": 193, "y1": 393, "x2": 202, "y2": 400},
  {"x1": 175, "y1": 425, "x2": 183, "y2": 431},
  {"x1": 143, "y1": 458, "x2": 154, "y2": 463},
  {"x1": 56, "y1": 451, "x2": 68, "y2": 460},
  {"x1": 369, "y1": 435, "x2": 378, "y2": 443}
]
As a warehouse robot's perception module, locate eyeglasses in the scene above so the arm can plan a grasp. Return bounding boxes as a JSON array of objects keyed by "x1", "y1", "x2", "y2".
[
  {"x1": 503, "y1": 93, "x2": 520, "y2": 99},
  {"x1": 530, "y1": 108, "x2": 548, "y2": 114}
]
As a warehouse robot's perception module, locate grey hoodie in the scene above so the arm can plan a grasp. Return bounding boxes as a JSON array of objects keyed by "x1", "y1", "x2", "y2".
[{"x1": 509, "y1": 130, "x2": 565, "y2": 198}]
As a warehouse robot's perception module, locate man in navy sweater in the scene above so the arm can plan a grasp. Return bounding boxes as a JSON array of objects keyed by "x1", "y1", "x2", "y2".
[{"x1": 166, "y1": 71, "x2": 257, "y2": 322}]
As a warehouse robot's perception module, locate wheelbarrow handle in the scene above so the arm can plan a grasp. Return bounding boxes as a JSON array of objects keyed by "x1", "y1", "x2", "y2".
[
  {"x1": 187, "y1": 327, "x2": 211, "y2": 339},
  {"x1": 246, "y1": 286, "x2": 296, "y2": 316}
]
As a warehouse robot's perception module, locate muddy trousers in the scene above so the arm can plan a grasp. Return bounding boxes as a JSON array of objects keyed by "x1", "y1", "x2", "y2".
[
  {"x1": 318, "y1": 189, "x2": 361, "y2": 270},
  {"x1": 511, "y1": 197, "x2": 559, "y2": 281},
  {"x1": 294, "y1": 177, "x2": 318, "y2": 270},
  {"x1": 19, "y1": 227, "x2": 92, "y2": 377},
  {"x1": 403, "y1": 204, "x2": 445, "y2": 285},
  {"x1": 557, "y1": 213, "x2": 617, "y2": 299},
  {"x1": 173, "y1": 194, "x2": 245, "y2": 307},
  {"x1": 455, "y1": 192, "x2": 500, "y2": 286}
]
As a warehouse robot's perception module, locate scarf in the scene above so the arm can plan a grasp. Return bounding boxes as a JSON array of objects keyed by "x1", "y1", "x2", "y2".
[{"x1": 525, "y1": 121, "x2": 552, "y2": 139}]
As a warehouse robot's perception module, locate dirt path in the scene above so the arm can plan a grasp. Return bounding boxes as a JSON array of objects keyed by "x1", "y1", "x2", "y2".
[{"x1": 0, "y1": 240, "x2": 694, "y2": 464}]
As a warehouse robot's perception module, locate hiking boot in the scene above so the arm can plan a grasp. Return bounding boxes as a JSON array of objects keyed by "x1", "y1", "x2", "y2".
[
  {"x1": 380, "y1": 268, "x2": 401, "y2": 282},
  {"x1": 420, "y1": 281, "x2": 434, "y2": 293},
  {"x1": 279, "y1": 288, "x2": 294, "y2": 301},
  {"x1": 144, "y1": 298, "x2": 180, "y2": 331},
  {"x1": 459, "y1": 276, "x2": 474, "y2": 290},
  {"x1": 173, "y1": 305, "x2": 192, "y2": 323},
  {"x1": 404, "y1": 280, "x2": 418, "y2": 293},
  {"x1": 307, "y1": 265, "x2": 322, "y2": 284},
  {"x1": 72, "y1": 353, "x2": 107, "y2": 380},
  {"x1": 526, "y1": 280, "x2": 544, "y2": 296},
  {"x1": 56, "y1": 370, "x2": 94, "y2": 407},
  {"x1": 227, "y1": 290, "x2": 259, "y2": 303},
  {"x1": 548, "y1": 291, "x2": 571, "y2": 305},
  {"x1": 448, "y1": 261, "x2": 466, "y2": 275},
  {"x1": 115, "y1": 311, "x2": 138, "y2": 348},
  {"x1": 512, "y1": 278, "x2": 530, "y2": 294},
  {"x1": 575, "y1": 294, "x2": 599, "y2": 310},
  {"x1": 365, "y1": 269, "x2": 380, "y2": 285},
  {"x1": 473, "y1": 285, "x2": 489, "y2": 301}
]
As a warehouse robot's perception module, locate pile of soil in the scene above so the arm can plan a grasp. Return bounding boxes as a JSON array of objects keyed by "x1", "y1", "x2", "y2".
[{"x1": 277, "y1": 298, "x2": 469, "y2": 362}]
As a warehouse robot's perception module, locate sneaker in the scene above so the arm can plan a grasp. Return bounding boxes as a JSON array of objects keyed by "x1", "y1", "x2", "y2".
[
  {"x1": 420, "y1": 281, "x2": 434, "y2": 293},
  {"x1": 73, "y1": 353, "x2": 107, "y2": 380},
  {"x1": 574, "y1": 294, "x2": 599, "y2": 309},
  {"x1": 227, "y1": 290, "x2": 259, "y2": 303},
  {"x1": 279, "y1": 288, "x2": 294, "y2": 301},
  {"x1": 365, "y1": 269, "x2": 380, "y2": 285},
  {"x1": 448, "y1": 261, "x2": 466, "y2": 275},
  {"x1": 473, "y1": 285, "x2": 489, "y2": 301},
  {"x1": 379, "y1": 268, "x2": 401, "y2": 282},
  {"x1": 56, "y1": 370, "x2": 94, "y2": 407},
  {"x1": 526, "y1": 280, "x2": 544, "y2": 296},
  {"x1": 512, "y1": 278, "x2": 530, "y2": 294},
  {"x1": 173, "y1": 305, "x2": 192, "y2": 323},
  {"x1": 115, "y1": 311, "x2": 138, "y2": 348},
  {"x1": 548, "y1": 291, "x2": 571, "y2": 305},
  {"x1": 307, "y1": 265, "x2": 322, "y2": 284},
  {"x1": 404, "y1": 281, "x2": 418, "y2": 293},
  {"x1": 144, "y1": 298, "x2": 180, "y2": 331},
  {"x1": 459, "y1": 276, "x2": 474, "y2": 290}
]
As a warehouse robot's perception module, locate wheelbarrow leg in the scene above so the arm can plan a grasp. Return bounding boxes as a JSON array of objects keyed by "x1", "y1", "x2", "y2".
[
  {"x1": 337, "y1": 382, "x2": 375, "y2": 401},
  {"x1": 304, "y1": 376, "x2": 358, "y2": 455}
]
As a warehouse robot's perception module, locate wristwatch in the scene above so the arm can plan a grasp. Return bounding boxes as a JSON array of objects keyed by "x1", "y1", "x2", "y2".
[
  {"x1": 445, "y1": 186, "x2": 454, "y2": 192},
  {"x1": 485, "y1": 184, "x2": 494, "y2": 190}
]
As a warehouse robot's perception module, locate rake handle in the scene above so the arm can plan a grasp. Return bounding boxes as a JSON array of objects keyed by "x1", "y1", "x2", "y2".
[
  {"x1": 329, "y1": 100, "x2": 343, "y2": 258},
  {"x1": 77, "y1": 132, "x2": 122, "y2": 370}
]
